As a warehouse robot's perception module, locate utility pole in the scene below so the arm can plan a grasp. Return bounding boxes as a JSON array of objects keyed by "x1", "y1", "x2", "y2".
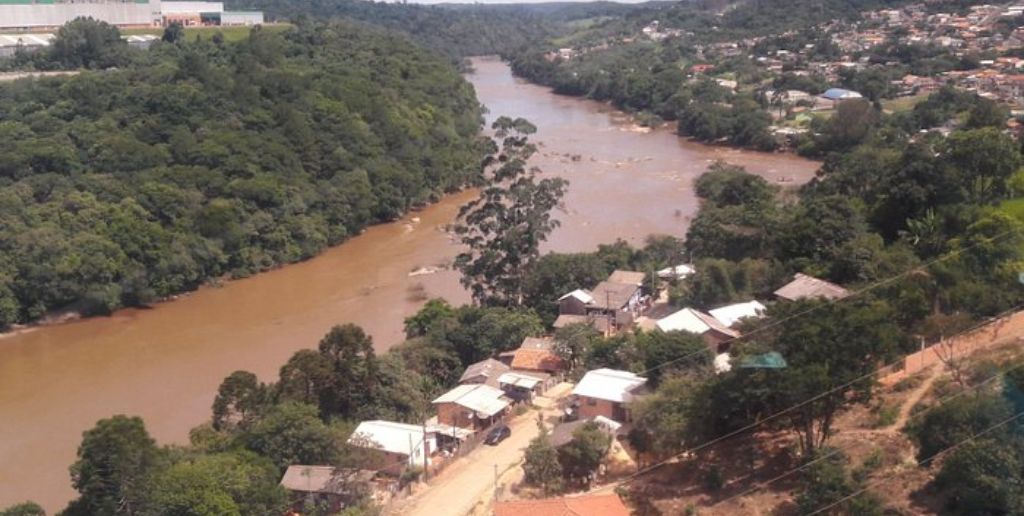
[
  {"x1": 422, "y1": 420, "x2": 430, "y2": 481},
  {"x1": 493, "y1": 463, "x2": 499, "y2": 502},
  {"x1": 606, "y1": 291, "x2": 613, "y2": 335},
  {"x1": 408, "y1": 433, "x2": 414, "y2": 476}
]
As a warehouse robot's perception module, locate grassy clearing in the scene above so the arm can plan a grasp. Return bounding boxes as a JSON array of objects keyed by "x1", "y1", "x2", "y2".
[
  {"x1": 882, "y1": 93, "x2": 929, "y2": 113},
  {"x1": 121, "y1": 23, "x2": 292, "y2": 43}
]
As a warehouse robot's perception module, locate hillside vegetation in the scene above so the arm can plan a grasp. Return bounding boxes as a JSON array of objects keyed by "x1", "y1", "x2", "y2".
[
  {"x1": 226, "y1": 0, "x2": 652, "y2": 58},
  {"x1": 0, "y1": 20, "x2": 485, "y2": 327}
]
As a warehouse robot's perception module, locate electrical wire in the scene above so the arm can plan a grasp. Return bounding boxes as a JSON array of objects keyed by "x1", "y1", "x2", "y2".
[
  {"x1": 804, "y1": 409, "x2": 1024, "y2": 515},
  {"x1": 585, "y1": 302, "x2": 1024, "y2": 494},
  {"x1": 706, "y1": 358, "x2": 1024, "y2": 509}
]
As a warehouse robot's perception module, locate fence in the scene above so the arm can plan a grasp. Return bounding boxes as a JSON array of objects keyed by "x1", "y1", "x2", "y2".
[{"x1": 879, "y1": 309, "x2": 1024, "y2": 385}]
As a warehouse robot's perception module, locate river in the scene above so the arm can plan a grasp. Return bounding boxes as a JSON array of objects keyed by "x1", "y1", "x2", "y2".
[{"x1": 0, "y1": 56, "x2": 820, "y2": 511}]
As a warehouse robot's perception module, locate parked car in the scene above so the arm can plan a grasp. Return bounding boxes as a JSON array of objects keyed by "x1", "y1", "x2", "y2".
[
  {"x1": 563, "y1": 400, "x2": 580, "y2": 422},
  {"x1": 484, "y1": 424, "x2": 511, "y2": 445}
]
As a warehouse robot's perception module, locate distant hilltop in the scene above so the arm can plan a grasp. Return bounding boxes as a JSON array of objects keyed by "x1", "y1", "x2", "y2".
[{"x1": 0, "y1": 0, "x2": 263, "y2": 31}]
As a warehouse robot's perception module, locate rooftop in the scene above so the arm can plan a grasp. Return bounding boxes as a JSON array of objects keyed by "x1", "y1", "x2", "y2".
[
  {"x1": 572, "y1": 368, "x2": 646, "y2": 403},
  {"x1": 589, "y1": 281, "x2": 640, "y2": 310},
  {"x1": 553, "y1": 314, "x2": 590, "y2": 328},
  {"x1": 432, "y1": 383, "x2": 510, "y2": 417},
  {"x1": 520, "y1": 336, "x2": 554, "y2": 350},
  {"x1": 459, "y1": 358, "x2": 510, "y2": 387},
  {"x1": 822, "y1": 87, "x2": 864, "y2": 100},
  {"x1": 498, "y1": 371, "x2": 544, "y2": 389},
  {"x1": 279, "y1": 465, "x2": 374, "y2": 495},
  {"x1": 493, "y1": 493, "x2": 631, "y2": 516},
  {"x1": 774, "y1": 273, "x2": 850, "y2": 301},
  {"x1": 607, "y1": 270, "x2": 646, "y2": 286},
  {"x1": 559, "y1": 289, "x2": 594, "y2": 304},
  {"x1": 708, "y1": 300, "x2": 767, "y2": 328},
  {"x1": 347, "y1": 420, "x2": 429, "y2": 457},
  {"x1": 511, "y1": 348, "x2": 564, "y2": 372},
  {"x1": 656, "y1": 307, "x2": 739, "y2": 338}
]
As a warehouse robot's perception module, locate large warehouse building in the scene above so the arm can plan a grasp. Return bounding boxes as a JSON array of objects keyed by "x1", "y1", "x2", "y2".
[
  {"x1": 0, "y1": 0, "x2": 263, "y2": 31},
  {"x1": 0, "y1": 0, "x2": 162, "y2": 30}
]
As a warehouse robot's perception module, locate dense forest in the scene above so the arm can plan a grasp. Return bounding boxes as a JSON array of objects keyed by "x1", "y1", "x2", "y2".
[
  {"x1": 225, "y1": 0, "x2": 645, "y2": 58},
  {"x1": 0, "y1": 19, "x2": 486, "y2": 328}
]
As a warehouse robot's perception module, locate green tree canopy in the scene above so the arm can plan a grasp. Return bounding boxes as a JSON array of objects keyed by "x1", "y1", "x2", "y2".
[
  {"x1": 523, "y1": 424, "x2": 563, "y2": 495},
  {"x1": 140, "y1": 451, "x2": 287, "y2": 516},
  {"x1": 66, "y1": 415, "x2": 162, "y2": 515},
  {"x1": 0, "y1": 502, "x2": 45, "y2": 516},
  {"x1": 454, "y1": 117, "x2": 568, "y2": 306},
  {"x1": 557, "y1": 422, "x2": 612, "y2": 487},
  {"x1": 241, "y1": 402, "x2": 340, "y2": 471}
]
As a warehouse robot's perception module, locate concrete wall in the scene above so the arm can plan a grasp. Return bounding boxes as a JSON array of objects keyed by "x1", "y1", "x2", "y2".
[
  {"x1": 578, "y1": 396, "x2": 630, "y2": 422},
  {"x1": 880, "y1": 309, "x2": 1024, "y2": 384},
  {"x1": 0, "y1": 2, "x2": 162, "y2": 29},
  {"x1": 436, "y1": 402, "x2": 477, "y2": 430},
  {"x1": 221, "y1": 10, "x2": 262, "y2": 25}
]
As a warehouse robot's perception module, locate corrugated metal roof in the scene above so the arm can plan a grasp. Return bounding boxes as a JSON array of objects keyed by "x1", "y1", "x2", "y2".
[
  {"x1": 656, "y1": 307, "x2": 739, "y2": 338},
  {"x1": 432, "y1": 384, "x2": 510, "y2": 417},
  {"x1": 607, "y1": 270, "x2": 645, "y2": 286},
  {"x1": 347, "y1": 420, "x2": 430, "y2": 458},
  {"x1": 0, "y1": 33, "x2": 54, "y2": 47},
  {"x1": 279, "y1": 465, "x2": 373, "y2": 495},
  {"x1": 498, "y1": 371, "x2": 542, "y2": 389},
  {"x1": 558, "y1": 288, "x2": 593, "y2": 304},
  {"x1": 709, "y1": 300, "x2": 767, "y2": 328},
  {"x1": 589, "y1": 281, "x2": 639, "y2": 310},
  {"x1": 572, "y1": 368, "x2": 646, "y2": 403}
]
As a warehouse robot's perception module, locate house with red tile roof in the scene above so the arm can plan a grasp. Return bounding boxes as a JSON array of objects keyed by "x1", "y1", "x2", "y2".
[
  {"x1": 510, "y1": 337, "x2": 564, "y2": 374},
  {"x1": 493, "y1": 493, "x2": 631, "y2": 516}
]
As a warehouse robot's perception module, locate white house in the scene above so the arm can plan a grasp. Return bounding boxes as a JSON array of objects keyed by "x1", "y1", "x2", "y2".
[
  {"x1": 572, "y1": 368, "x2": 648, "y2": 422},
  {"x1": 347, "y1": 420, "x2": 436, "y2": 467},
  {"x1": 708, "y1": 300, "x2": 767, "y2": 328}
]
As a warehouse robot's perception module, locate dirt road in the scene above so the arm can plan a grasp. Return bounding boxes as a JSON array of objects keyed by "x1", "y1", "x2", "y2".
[{"x1": 388, "y1": 383, "x2": 572, "y2": 516}]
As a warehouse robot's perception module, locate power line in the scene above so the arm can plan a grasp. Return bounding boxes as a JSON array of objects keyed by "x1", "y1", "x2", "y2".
[
  {"x1": 637, "y1": 225, "x2": 1022, "y2": 378},
  {"x1": 804, "y1": 409, "x2": 1024, "y2": 516},
  {"x1": 587, "y1": 302, "x2": 1023, "y2": 494},
  {"x1": 706, "y1": 358, "x2": 1024, "y2": 509},
  {"x1": 574, "y1": 226, "x2": 1021, "y2": 494}
]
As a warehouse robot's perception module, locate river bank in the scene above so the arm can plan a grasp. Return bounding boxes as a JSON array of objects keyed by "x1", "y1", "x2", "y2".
[{"x1": 0, "y1": 56, "x2": 820, "y2": 512}]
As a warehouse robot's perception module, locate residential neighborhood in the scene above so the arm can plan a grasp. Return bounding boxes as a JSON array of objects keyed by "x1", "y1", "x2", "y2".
[
  {"x1": 273, "y1": 267, "x2": 854, "y2": 515},
  {"x1": 540, "y1": 1, "x2": 1024, "y2": 147}
]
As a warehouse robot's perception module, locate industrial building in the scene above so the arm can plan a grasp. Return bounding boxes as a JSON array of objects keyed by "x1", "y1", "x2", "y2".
[
  {"x1": 0, "y1": 31, "x2": 159, "y2": 57},
  {"x1": 0, "y1": 32, "x2": 53, "y2": 57},
  {"x1": 0, "y1": 0, "x2": 263, "y2": 31},
  {"x1": 160, "y1": 1, "x2": 264, "y2": 27},
  {"x1": 0, "y1": 0, "x2": 162, "y2": 30}
]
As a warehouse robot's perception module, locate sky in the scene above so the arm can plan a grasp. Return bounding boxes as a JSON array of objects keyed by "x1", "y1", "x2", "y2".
[{"x1": 398, "y1": 0, "x2": 654, "y2": 4}]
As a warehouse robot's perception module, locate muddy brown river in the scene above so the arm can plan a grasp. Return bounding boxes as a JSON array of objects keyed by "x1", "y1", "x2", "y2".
[{"x1": 0, "y1": 56, "x2": 820, "y2": 511}]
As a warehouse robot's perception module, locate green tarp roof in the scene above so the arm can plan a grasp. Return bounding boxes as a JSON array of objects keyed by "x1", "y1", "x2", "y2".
[{"x1": 738, "y1": 352, "x2": 787, "y2": 369}]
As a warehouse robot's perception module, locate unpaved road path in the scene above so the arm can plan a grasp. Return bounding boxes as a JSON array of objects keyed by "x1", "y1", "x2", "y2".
[
  {"x1": 886, "y1": 365, "x2": 942, "y2": 432},
  {"x1": 387, "y1": 383, "x2": 572, "y2": 516}
]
